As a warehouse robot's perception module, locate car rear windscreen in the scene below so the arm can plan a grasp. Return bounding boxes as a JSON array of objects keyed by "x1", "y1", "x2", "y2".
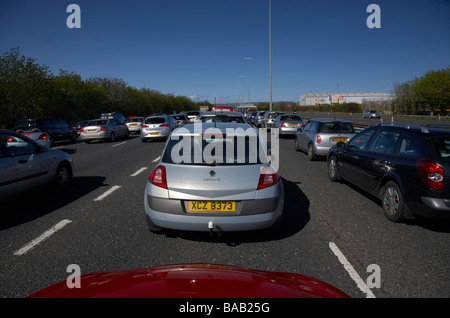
[{"x1": 319, "y1": 122, "x2": 355, "y2": 133}]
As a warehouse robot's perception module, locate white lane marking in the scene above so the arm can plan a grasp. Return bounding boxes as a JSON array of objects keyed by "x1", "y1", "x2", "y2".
[
  {"x1": 112, "y1": 141, "x2": 126, "y2": 147},
  {"x1": 329, "y1": 242, "x2": 376, "y2": 298},
  {"x1": 131, "y1": 167, "x2": 148, "y2": 177},
  {"x1": 93, "y1": 185, "x2": 122, "y2": 201},
  {"x1": 152, "y1": 156, "x2": 161, "y2": 162},
  {"x1": 14, "y1": 219, "x2": 72, "y2": 256}
]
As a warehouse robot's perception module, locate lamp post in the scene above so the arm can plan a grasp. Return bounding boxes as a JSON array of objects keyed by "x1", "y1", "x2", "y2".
[
  {"x1": 243, "y1": 57, "x2": 253, "y2": 107},
  {"x1": 269, "y1": 0, "x2": 272, "y2": 111}
]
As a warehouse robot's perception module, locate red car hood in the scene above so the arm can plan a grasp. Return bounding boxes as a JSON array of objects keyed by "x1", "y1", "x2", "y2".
[{"x1": 29, "y1": 263, "x2": 350, "y2": 298}]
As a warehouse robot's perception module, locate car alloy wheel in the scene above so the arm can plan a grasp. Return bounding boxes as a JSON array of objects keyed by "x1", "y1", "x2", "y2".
[
  {"x1": 55, "y1": 163, "x2": 71, "y2": 189},
  {"x1": 382, "y1": 181, "x2": 404, "y2": 222},
  {"x1": 328, "y1": 156, "x2": 340, "y2": 182},
  {"x1": 308, "y1": 144, "x2": 316, "y2": 161}
]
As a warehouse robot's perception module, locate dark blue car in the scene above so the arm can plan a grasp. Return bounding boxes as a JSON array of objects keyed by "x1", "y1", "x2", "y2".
[{"x1": 327, "y1": 123, "x2": 450, "y2": 222}]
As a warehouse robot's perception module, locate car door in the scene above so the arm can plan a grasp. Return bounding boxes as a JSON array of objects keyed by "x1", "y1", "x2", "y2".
[
  {"x1": 338, "y1": 128, "x2": 377, "y2": 188},
  {"x1": 359, "y1": 129, "x2": 400, "y2": 194},
  {"x1": 4, "y1": 133, "x2": 52, "y2": 195},
  {"x1": 297, "y1": 121, "x2": 312, "y2": 151},
  {"x1": 114, "y1": 119, "x2": 125, "y2": 137},
  {"x1": 0, "y1": 135, "x2": 18, "y2": 201}
]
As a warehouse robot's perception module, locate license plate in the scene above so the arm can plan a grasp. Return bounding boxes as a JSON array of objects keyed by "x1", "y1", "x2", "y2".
[
  {"x1": 331, "y1": 138, "x2": 348, "y2": 142},
  {"x1": 88, "y1": 129, "x2": 96, "y2": 132},
  {"x1": 130, "y1": 124, "x2": 137, "y2": 126},
  {"x1": 288, "y1": 124, "x2": 298, "y2": 127},
  {"x1": 188, "y1": 201, "x2": 235, "y2": 212},
  {"x1": 149, "y1": 132, "x2": 160, "y2": 136}
]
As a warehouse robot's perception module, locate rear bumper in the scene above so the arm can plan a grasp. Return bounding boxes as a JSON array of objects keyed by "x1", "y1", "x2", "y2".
[
  {"x1": 144, "y1": 185, "x2": 284, "y2": 232},
  {"x1": 409, "y1": 196, "x2": 450, "y2": 219}
]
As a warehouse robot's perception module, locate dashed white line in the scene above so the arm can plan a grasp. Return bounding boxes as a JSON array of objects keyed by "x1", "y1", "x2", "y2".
[
  {"x1": 130, "y1": 167, "x2": 148, "y2": 177},
  {"x1": 14, "y1": 219, "x2": 72, "y2": 256},
  {"x1": 112, "y1": 141, "x2": 126, "y2": 147},
  {"x1": 329, "y1": 241, "x2": 376, "y2": 298},
  {"x1": 93, "y1": 185, "x2": 122, "y2": 201},
  {"x1": 152, "y1": 156, "x2": 161, "y2": 162}
]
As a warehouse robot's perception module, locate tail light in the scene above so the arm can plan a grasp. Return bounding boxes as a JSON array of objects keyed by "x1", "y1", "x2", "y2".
[
  {"x1": 149, "y1": 165, "x2": 168, "y2": 189},
  {"x1": 257, "y1": 166, "x2": 280, "y2": 190},
  {"x1": 282, "y1": 122, "x2": 288, "y2": 127},
  {"x1": 80, "y1": 128, "x2": 84, "y2": 132},
  {"x1": 418, "y1": 160, "x2": 444, "y2": 191},
  {"x1": 7, "y1": 137, "x2": 17, "y2": 143},
  {"x1": 100, "y1": 126, "x2": 106, "y2": 131},
  {"x1": 316, "y1": 135, "x2": 322, "y2": 144},
  {"x1": 183, "y1": 120, "x2": 187, "y2": 123},
  {"x1": 142, "y1": 125, "x2": 149, "y2": 128},
  {"x1": 38, "y1": 133, "x2": 48, "y2": 140},
  {"x1": 160, "y1": 124, "x2": 169, "y2": 127}
]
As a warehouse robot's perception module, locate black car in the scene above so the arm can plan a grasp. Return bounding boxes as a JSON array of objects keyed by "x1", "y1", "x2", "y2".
[
  {"x1": 327, "y1": 123, "x2": 450, "y2": 222},
  {"x1": 13, "y1": 117, "x2": 78, "y2": 146}
]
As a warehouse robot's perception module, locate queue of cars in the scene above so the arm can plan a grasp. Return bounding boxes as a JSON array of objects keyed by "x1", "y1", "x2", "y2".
[{"x1": 3, "y1": 109, "x2": 449, "y2": 229}]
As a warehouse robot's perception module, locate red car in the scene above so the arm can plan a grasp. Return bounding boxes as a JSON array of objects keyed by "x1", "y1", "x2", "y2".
[{"x1": 29, "y1": 263, "x2": 349, "y2": 298}]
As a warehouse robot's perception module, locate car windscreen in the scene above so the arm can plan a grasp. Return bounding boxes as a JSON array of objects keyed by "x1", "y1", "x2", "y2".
[
  {"x1": 280, "y1": 115, "x2": 302, "y2": 121},
  {"x1": 200, "y1": 116, "x2": 245, "y2": 123},
  {"x1": 430, "y1": 136, "x2": 450, "y2": 164},
  {"x1": 318, "y1": 122, "x2": 355, "y2": 133},
  {"x1": 145, "y1": 117, "x2": 166, "y2": 124},
  {"x1": 162, "y1": 134, "x2": 267, "y2": 165}
]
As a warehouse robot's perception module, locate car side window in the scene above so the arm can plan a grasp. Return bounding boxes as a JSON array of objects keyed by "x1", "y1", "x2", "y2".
[
  {"x1": 368, "y1": 130, "x2": 400, "y2": 154},
  {"x1": 348, "y1": 129, "x2": 376, "y2": 150},
  {"x1": 398, "y1": 137, "x2": 421, "y2": 158},
  {"x1": 303, "y1": 122, "x2": 311, "y2": 132}
]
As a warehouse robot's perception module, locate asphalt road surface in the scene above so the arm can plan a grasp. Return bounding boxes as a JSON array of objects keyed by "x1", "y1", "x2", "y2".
[{"x1": 1, "y1": 121, "x2": 449, "y2": 298}]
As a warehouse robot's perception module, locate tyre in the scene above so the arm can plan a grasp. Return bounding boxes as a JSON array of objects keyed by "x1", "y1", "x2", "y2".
[
  {"x1": 328, "y1": 156, "x2": 340, "y2": 182},
  {"x1": 381, "y1": 181, "x2": 405, "y2": 222},
  {"x1": 54, "y1": 162, "x2": 72, "y2": 189},
  {"x1": 295, "y1": 138, "x2": 300, "y2": 152},
  {"x1": 308, "y1": 143, "x2": 317, "y2": 161}
]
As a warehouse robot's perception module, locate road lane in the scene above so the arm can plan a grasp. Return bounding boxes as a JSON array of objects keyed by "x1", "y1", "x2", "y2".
[{"x1": 0, "y1": 127, "x2": 449, "y2": 298}]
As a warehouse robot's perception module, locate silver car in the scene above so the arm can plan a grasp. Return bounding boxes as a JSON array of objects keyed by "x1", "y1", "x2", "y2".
[
  {"x1": 363, "y1": 110, "x2": 381, "y2": 118},
  {"x1": 263, "y1": 111, "x2": 285, "y2": 128},
  {"x1": 295, "y1": 118, "x2": 357, "y2": 160},
  {"x1": 14, "y1": 128, "x2": 51, "y2": 149},
  {"x1": 273, "y1": 114, "x2": 303, "y2": 136},
  {"x1": 0, "y1": 130, "x2": 73, "y2": 201},
  {"x1": 80, "y1": 119, "x2": 129, "y2": 143},
  {"x1": 140, "y1": 115, "x2": 177, "y2": 142},
  {"x1": 256, "y1": 111, "x2": 267, "y2": 127},
  {"x1": 144, "y1": 122, "x2": 284, "y2": 234}
]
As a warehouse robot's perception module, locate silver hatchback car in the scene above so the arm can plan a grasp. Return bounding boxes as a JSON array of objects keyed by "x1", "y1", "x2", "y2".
[
  {"x1": 140, "y1": 115, "x2": 177, "y2": 142},
  {"x1": 144, "y1": 122, "x2": 284, "y2": 234},
  {"x1": 295, "y1": 118, "x2": 357, "y2": 160},
  {"x1": 80, "y1": 119, "x2": 129, "y2": 143},
  {"x1": 273, "y1": 114, "x2": 303, "y2": 136}
]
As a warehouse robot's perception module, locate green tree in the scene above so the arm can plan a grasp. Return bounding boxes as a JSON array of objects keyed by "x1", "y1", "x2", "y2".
[
  {"x1": 0, "y1": 48, "x2": 52, "y2": 128},
  {"x1": 414, "y1": 67, "x2": 450, "y2": 113}
]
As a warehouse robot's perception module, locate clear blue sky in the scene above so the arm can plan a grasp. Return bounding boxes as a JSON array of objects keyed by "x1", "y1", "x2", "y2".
[{"x1": 1, "y1": 0, "x2": 449, "y2": 104}]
